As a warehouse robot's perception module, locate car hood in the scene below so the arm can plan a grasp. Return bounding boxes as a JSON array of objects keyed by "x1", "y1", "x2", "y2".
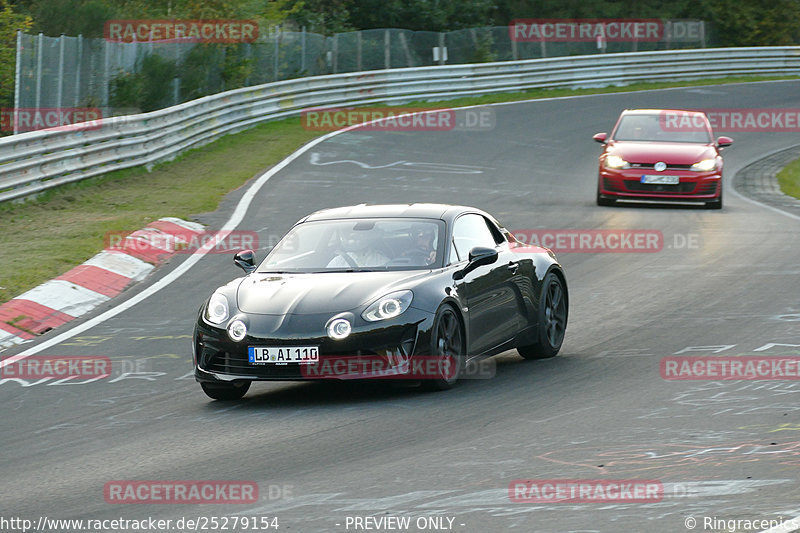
[
  {"x1": 235, "y1": 271, "x2": 429, "y2": 315},
  {"x1": 608, "y1": 141, "x2": 715, "y2": 165}
]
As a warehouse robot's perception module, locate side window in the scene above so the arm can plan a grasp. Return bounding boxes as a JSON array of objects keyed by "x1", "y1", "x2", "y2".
[
  {"x1": 452, "y1": 214, "x2": 499, "y2": 260},
  {"x1": 449, "y1": 239, "x2": 460, "y2": 264}
]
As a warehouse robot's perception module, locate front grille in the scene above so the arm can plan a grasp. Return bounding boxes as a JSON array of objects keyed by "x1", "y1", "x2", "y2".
[
  {"x1": 624, "y1": 180, "x2": 696, "y2": 193},
  {"x1": 195, "y1": 319, "x2": 421, "y2": 380},
  {"x1": 206, "y1": 350, "x2": 305, "y2": 378},
  {"x1": 696, "y1": 182, "x2": 719, "y2": 195},
  {"x1": 603, "y1": 177, "x2": 624, "y2": 192},
  {"x1": 630, "y1": 163, "x2": 693, "y2": 170},
  {"x1": 203, "y1": 348, "x2": 383, "y2": 379}
]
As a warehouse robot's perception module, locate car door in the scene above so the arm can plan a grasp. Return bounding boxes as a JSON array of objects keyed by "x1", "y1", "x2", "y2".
[{"x1": 451, "y1": 213, "x2": 521, "y2": 355}]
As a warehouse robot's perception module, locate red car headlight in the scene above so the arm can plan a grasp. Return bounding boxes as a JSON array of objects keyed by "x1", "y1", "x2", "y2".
[
  {"x1": 690, "y1": 159, "x2": 717, "y2": 172},
  {"x1": 605, "y1": 155, "x2": 630, "y2": 169}
]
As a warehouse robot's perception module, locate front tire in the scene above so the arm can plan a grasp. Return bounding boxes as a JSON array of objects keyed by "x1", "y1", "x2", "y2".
[
  {"x1": 518, "y1": 272, "x2": 568, "y2": 360},
  {"x1": 201, "y1": 381, "x2": 251, "y2": 401},
  {"x1": 596, "y1": 187, "x2": 616, "y2": 207},
  {"x1": 706, "y1": 187, "x2": 723, "y2": 209},
  {"x1": 422, "y1": 305, "x2": 464, "y2": 391}
]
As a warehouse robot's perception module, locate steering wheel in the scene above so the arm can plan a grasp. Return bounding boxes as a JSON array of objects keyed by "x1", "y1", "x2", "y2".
[
  {"x1": 334, "y1": 250, "x2": 359, "y2": 268},
  {"x1": 403, "y1": 249, "x2": 432, "y2": 264}
]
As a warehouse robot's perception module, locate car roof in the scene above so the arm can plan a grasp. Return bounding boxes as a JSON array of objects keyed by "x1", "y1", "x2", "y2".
[
  {"x1": 620, "y1": 108, "x2": 708, "y2": 118},
  {"x1": 300, "y1": 203, "x2": 489, "y2": 223}
]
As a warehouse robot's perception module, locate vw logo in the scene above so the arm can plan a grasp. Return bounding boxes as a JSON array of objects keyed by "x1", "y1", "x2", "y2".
[{"x1": 654, "y1": 161, "x2": 667, "y2": 172}]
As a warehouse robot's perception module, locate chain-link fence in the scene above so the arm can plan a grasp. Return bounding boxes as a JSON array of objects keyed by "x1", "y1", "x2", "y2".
[{"x1": 12, "y1": 20, "x2": 707, "y2": 132}]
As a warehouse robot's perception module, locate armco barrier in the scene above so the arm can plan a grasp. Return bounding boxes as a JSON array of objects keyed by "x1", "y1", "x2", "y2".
[{"x1": 2, "y1": 47, "x2": 800, "y2": 203}]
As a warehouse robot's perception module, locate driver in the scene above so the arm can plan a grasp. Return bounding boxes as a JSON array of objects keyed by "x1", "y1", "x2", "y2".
[
  {"x1": 327, "y1": 227, "x2": 389, "y2": 268},
  {"x1": 403, "y1": 224, "x2": 437, "y2": 265}
]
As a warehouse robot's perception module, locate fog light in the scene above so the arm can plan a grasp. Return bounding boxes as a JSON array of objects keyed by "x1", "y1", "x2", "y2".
[
  {"x1": 327, "y1": 318, "x2": 351, "y2": 340},
  {"x1": 228, "y1": 319, "x2": 247, "y2": 342}
]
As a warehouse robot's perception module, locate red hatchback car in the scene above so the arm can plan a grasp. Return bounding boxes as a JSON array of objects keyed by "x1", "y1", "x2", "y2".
[{"x1": 594, "y1": 109, "x2": 733, "y2": 209}]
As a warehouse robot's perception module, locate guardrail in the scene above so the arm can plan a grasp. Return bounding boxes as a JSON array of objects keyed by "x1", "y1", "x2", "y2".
[{"x1": 2, "y1": 46, "x2": 800, "y2": 203}]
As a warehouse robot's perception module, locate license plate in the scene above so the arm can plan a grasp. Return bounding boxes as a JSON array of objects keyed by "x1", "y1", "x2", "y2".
[
  {"x1": 248, "y1": 346, "x2": 319, "y2": 365},
  {"x1": 641, "y1": 174, "x2": 680, "y2": 185}
]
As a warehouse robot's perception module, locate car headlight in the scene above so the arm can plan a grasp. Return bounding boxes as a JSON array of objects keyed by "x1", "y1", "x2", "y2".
[
  {"x1": 204, "y1": 292, "x2": 229, "y2": 325},
  {"x1": 605, "y1": 155, "x2": 630, "y2": 169},
  {"x1": 228, "y1": 319, "x2": 247, "y2": 341},
  {"x1": 690, "y1": 159, "x2": 717, "y2": 172},
  {"x1": 362, "y1": 290, "x2": 413, "y2": 322},
  {"x1": 327, "y1": 318, "x2": 352, "y2": 340}
]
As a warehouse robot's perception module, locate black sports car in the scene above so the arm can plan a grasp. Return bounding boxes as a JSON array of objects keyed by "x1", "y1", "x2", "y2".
[{"x1": 193, "y1": 204, "x2": 568, "y2": 400}]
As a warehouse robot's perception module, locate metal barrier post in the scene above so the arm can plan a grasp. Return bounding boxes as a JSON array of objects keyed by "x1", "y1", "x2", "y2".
[
  {"x1": 35, "y1": 33, "x2": 43, "y2": 112},
  {"x1": 13, "y1": 30, "x2": 21, "y2": 135},
  {"x1": 56, "y1": 34, "x2": 65, "y2": 112}
]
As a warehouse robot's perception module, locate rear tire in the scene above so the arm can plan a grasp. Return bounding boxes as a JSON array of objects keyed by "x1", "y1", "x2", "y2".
[
  {"x1": 518, "y1": 272, "x2": 567, "y2": 360},
  {"x1": 421, "y1": 305, "x2": 464, "y2": 391},
  {"x1": 201, "y1": 381, "x2": 251, "y2": 401}
]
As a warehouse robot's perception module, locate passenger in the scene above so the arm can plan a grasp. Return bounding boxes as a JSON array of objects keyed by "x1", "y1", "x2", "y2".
[{"x1": 327, "y1": 228, "x2": 389, "y2": 268}]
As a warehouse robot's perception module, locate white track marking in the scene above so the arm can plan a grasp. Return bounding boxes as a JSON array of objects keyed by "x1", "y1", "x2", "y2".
[
  {"x1": 0, "y1": 330, "x2": 26, "y2": 350},
  {"x1": 15, "y1": 280, "x2": 109, "y2": 317},
  {"x1": 83, "y1": 251, "x2": 154, "y2": 281}
]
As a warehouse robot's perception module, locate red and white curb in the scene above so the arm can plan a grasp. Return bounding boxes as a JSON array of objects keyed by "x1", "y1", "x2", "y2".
[{"x1": 0, "y1": 217, "x2": 204, "y2": 350}]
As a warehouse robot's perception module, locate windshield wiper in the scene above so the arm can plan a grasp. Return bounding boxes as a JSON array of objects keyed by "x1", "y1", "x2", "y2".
[{"x1": 313, "y1": 268, "x2": 376, "y2": 273}]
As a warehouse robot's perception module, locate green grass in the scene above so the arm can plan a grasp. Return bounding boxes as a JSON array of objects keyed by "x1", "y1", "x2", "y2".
[
  {"x1": 0, "y1": 74, "x2": 797, "y2": 304},
  {"x1": 777, "y1": 155, "x2": 800, "y2": 200}
]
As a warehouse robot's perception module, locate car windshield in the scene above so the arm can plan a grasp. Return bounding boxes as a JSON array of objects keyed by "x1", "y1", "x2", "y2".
[
  {"x1": 613, "y1": 113, "x2": 712, "y2": 143},
  {"x1": 258, "y1": 218, "x2": 445, "y2": 272}
]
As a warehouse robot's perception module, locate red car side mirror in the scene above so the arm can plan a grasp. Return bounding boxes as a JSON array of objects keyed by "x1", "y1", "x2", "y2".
[
  {"x1": 716, "y1": 136, "x2": 733, "y2": 148},
  {"x1": 593, "y1": 132, "x2": 608, "y2": 144}
]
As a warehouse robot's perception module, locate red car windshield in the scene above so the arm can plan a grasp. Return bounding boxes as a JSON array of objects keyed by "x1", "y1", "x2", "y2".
[{"x1": 613, "y1": 114, "x2": 712, "y2": 144}]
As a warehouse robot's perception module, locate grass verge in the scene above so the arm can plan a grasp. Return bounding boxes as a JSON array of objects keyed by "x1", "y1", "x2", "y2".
[
  {"x1": 0, "y1": 74, "x2": 797, "y2": 304},
  {"x1": 777, "y1": 156, "x2": 800, "y2": 200}
]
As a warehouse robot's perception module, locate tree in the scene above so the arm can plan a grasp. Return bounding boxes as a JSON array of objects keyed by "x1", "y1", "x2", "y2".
[
  {"x1": 0, "y1": 0, "x2": 32, "y2": 111},
  {"x1": 347, "y1": 0, "x2": 495, "y2": 31},
  {"x1": 25, "y1": 0, "x2": 115, "y2": 38},
  {"x1": 702, "y1": 0, "x2": 800, "y2": 46}
]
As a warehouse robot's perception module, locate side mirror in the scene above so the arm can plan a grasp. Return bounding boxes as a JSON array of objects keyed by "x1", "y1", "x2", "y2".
[
  {"x1": 593, "y1": 132, "x2": 608, "y2": 144},
  {"x1": 716, "y1": 136, "x2": 733, "y2": 148},
  {"x1": 234, "y1": 249, "x2": 257, "y2": 273},
  {"x1": 453, "y1": 246, "x2": 498, "y2": 280}
]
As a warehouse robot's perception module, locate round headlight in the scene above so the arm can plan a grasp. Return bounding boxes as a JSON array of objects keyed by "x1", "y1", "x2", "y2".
[
  {"x1": 228, "y1": 319, "x2": 247, "y2": 342},
  {"x1": 362, "y1": 290, "x2": 413, "y2": 322},
  {"x1": 327, "y1": 318, "x2": 351, "y2": 340},
  {"x1": 378, "y1": 298, "x2": 402, "y2": 318},
  {"x1": 205, "y1": 292, "x2": 229, "y2": 325}
]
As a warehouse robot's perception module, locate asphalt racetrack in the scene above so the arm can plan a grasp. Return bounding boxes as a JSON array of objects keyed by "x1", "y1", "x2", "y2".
[{"x1": 2, "y1": 81, "x2": 800, "y2": 532}]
